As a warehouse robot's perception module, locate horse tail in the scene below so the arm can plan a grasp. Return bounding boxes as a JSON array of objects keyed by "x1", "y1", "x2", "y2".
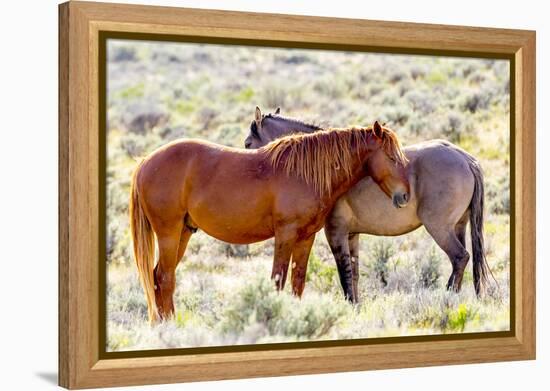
[
  {"x1": 129, "y1": 162, "x2": 158, "y2": 323},
  {"x1": 466, "y1": 155, "x2": 492, "y2": 296}
]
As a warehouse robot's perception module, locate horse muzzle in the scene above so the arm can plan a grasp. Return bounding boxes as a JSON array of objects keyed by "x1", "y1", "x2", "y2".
[{"x1": 392, "y1": 192, "x2": 409, "y2": 209}]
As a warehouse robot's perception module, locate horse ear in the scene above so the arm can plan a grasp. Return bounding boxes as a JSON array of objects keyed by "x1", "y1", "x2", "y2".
[
  {"x1": 373, "y1": 121, "x2": 383, "y2": 138},
  {"x1": 274, "y1": 107, "x2": 281, "y2": 115},
  {"x1": 255, "y1": 106, "x2": 262, "y2": 122}
]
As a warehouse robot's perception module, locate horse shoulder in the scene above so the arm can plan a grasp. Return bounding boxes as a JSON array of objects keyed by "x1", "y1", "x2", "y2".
[{"x1": 325, "y1": 194, "x2": 355, "y2": 232}]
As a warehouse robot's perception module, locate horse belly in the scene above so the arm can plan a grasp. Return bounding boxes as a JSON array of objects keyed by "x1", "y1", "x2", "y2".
[
  {"x1": 186, "y1": 192, "x2": 275, "y2": 245},
  {"x1": 195, "y1": 217, "x2": 274, "y2": 244},
  {"x1": 352, "y1": 202, "x2": 422, "y2": 236},
  {"x1": 347, "y1": 177, "x2": 422, "y2": 236}
]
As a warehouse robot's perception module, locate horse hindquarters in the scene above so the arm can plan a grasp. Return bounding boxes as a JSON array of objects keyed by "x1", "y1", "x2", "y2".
[
  {"x1": 131, "y1": 148, "x2": 196, "y2": 323},
  {"x1": 131, "y1": 165, "x2": 192, "y2": 323},
  {"x1": 418, "y1": 184, "x2": 472, "y2": 292}
]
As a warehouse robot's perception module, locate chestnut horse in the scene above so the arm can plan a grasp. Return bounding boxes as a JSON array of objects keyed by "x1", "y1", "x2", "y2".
[
  {"x1": 245, "y1": 108, "x2": 491, "y2": 302},
  {"x1": 130, "y1": 118, "x2": 409, "y2": 323}
]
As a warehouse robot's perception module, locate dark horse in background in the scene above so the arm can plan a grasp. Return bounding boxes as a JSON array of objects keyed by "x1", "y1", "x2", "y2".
[
  {"x1": 130, "y1": 119, "x2": 409, "y2": 323},
  {"x1": 245, "y1": 107, "x2": 491, "y2": 303}
]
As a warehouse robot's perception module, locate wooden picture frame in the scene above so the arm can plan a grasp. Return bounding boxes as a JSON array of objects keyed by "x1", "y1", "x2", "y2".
[{"x1": 58, "y1": 1, "x2": 536, "y2": 388}]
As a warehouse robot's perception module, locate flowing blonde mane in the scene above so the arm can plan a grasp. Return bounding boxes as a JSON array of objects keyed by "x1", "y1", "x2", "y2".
[{"x1": 261, "y1": 126, "x2": 407, "y2": 196}]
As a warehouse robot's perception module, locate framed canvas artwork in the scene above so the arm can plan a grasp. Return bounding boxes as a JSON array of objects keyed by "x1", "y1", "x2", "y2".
[{"x1": 59, "y1": 1, "x2": 535, "y2": 388}]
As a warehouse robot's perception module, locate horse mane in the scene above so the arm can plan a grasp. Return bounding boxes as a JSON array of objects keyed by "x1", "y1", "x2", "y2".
[
  {"x1": 261, "y1": 126, "x2": 407, "y2": 197},
  {"x1": 263, "y1": 113, "x2": 323, "y2": 132}
]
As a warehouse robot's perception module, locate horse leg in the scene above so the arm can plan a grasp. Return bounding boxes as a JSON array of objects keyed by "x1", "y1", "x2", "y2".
[
  {"x1": 271, "y1": 229, "x2": 297, "y2": 291},
  {"x1": 175, "y1": 227, "x2": 193, "y2": 267},
  {"x1": 152, "y1": 222, "x2": 183, "y2": 320},
  {"x1": 348, "y1": 233, "x2": 360, "y2": 303},
  {"x1": 325, "y1": 227, "x2": 354, "y2": 302},
  {"x1": 423, "y1": 222, "x2": 470, "y2": 292},
  {"x1": 290, "y1": 235, "x2": 316, "y2": 297},
  {"x1": 451, "y1": 213, "x2": 470, "y2": 290},
  {"x1": 153, "y1": 222, "x2": 192, "y2": 305},
  {"x1": 455, "y1": 212, "x2": 469, "y2": 249}
]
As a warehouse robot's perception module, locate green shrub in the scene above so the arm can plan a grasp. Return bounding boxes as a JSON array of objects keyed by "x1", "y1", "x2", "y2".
[
  {"x1": 313, "y1": 75, "x2": 347, "y2": 99},
  {"x1": 486, "y1": 175, "x2": 510, "y2": 215},
  {"x1": 461, "y1": 90, "x2": 492, "y2": 113},
  {"x1": 261, "y1": 83, "x2": 287, "y2": 108},
  {"x1": 306, "y1": 251, "x2": 337, "y2": 292},
  {"x1": 447, "y1": 304, "x2": 472, "y2": 332},
  {"x1": 380, "y1": 106, "x2": 411, "y2": 126},
  {"x1": 410, "y1": 65, "x2": 427, "y2": 80},
  {"x1": 110, "y1": 45, "x2": 137, "y2": 62},
  {"x1": 438, "y1": 111, "x2": 466, "y2": 143},
  {"x1": 417, "y1": 246, "x2": 442, "y2": 289},
  {"x1": 220, "y1": 277, "x2": 285, "y2": 334},
  {"x1": 405, "y1": 90, "x2": 435, "y2": 114},
  {"x1": 406, "y1": 117, "x2": 431, "y2": 137},
  {"x1": 425, "y1": 70, "x2": 446, "y2": 84},
  {"x1": 280, "y1": 295, "x2": 347, "y2": 338},
  {"x1": 220, "y1": 277, "x2": 347, "y2": 339},
  {"x1": 106, "y1": 219, "x2": 132, "y2": 264},
  {"x1": 388, "y1": 69, "x2": 408, "y2": 84},
  {"x1": 368, "y1": 239, "x2": 395, "y2": 288},
  {"x1": 119, "y1": 131, "x2": 163, "y2": 159},
  {"x1": 116, "y1": 82, "x2": 145, "y2": 100}
]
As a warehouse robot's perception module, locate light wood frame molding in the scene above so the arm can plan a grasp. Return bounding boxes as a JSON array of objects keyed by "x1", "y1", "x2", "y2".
[{"x1": 58, "y1": 1, "x2": 536, "y2": 389}]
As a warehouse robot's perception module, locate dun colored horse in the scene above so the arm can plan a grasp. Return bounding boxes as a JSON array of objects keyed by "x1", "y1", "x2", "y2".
[
  {"x1": 245, "y1": 108, "x2": 491, "y2": 302},
  {"x1": 130, "y1": 115, "x2": 410, "y2": 323}
]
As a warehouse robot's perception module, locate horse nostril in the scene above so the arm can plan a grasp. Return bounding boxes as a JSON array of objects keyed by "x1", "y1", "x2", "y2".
[
  {"x1": 244, "y1": 142, "x2": 252, "y2": 149},
  {"x1": 403, "y1": 193, "x2": 409, "y2": 202}
]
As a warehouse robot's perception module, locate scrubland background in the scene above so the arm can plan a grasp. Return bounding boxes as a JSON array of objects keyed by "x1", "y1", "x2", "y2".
[{"x1": 106, "y1": 39, "x2": 510, "y2": 351}]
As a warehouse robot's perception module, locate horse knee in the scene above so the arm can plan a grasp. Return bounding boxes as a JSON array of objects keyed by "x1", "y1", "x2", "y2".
[
  {"x1": 336, "y1": 254, "x2": 352, "y2": 276},
  {"x1": 156, "y1": 270, "x2": 175, "y2": 291},
  {"x1": 154, "y1": 266, "x2": 176, "y2": 317},
  {"x1": 272, "y1": 264, "x2": 289, "y2": 290},
  {"x1": 452, "y1": 251, "x2": 470, "y2": 272},
  {"x1": 446, "y1": 251, "x2": 470, "y2": 292},
  {"x1": 335, "y1": 254, "x2": 354, "y2": 301},
  {"x1": 291, "y1": 264, "x2": 307, "y2": 297}
]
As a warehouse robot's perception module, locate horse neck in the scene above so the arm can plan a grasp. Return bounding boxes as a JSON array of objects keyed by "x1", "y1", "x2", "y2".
[
  {"x1": 270, "y1": 118, "x2": 319, "y2": 138},
  {"x1": 322, "y1": 139, "x2": 373, "y2": 203},
  {"x1": 292, "y1": 122, "x2": 319, "y2": 135}
]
